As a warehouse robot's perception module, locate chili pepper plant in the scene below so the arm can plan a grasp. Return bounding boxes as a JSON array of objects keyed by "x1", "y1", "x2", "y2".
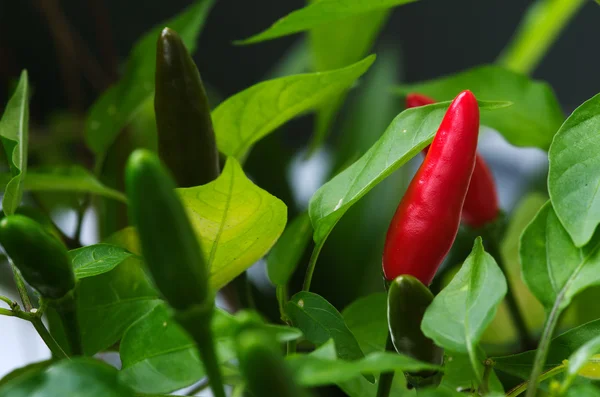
[{"x1": 0, "y1": 1, "x2": 599, "y2": 396}]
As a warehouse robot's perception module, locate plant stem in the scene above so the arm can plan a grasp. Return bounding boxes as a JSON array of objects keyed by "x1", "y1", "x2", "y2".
[
  {"x1": 302, "y1": 240, "x2": 325, "y2": 292},
  {"x1": 31, "y1": 317, "x2": 69, "y2": 359},
  {"x1": 0, "y1": 308, "x2": 14, "y2": 317},
  {"x1": 276, "y1": 285, "x2": 288, "y2": 322},
  {"x1": 10, "y1": 262, "x2": 32, "y2": 311},
  {"x1": 193, "y1": 325, "x2": 227, "y2": 397},
  {"x1": 176, "y1": 306, "x2": 226, "y2": 397},
  {"x1": 485, "y1": 233, "x2": 534, "y2": 351},
  {"x1": 0, "y1": 295, "x2": 13, "y2": 307},
  {"x1": 507, "y1": 364, "x2": 566, "y2": 397},
  {"x1": 498, "y1": 0, "x2": 586, "y2": 75},
  {"x1": 525, "y1": 298, "x2": 563, "y2": 397},
  {"x1": 376, "y1": 334, "x2": 396, "y2": 397}
]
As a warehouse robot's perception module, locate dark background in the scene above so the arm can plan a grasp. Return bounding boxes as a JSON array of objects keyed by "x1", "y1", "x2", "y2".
[{"x1": 1, "y1": 0, "x2": 599, "y2": 118}]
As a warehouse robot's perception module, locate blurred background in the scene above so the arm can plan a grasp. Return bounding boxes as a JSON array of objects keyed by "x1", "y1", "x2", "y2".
[{"x1": 0, "y1": 0, "x2": 599, "y2": 389}]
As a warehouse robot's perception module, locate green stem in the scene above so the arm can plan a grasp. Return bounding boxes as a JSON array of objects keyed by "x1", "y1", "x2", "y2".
[
  {"x1": 31, "y1": 317, "x2": 69, "y2": 359},
  {"x1": 0, "y1": 308, "x2": 14, "y2": 317},
  {"x1": 479, "y1": 359, "x2": 493, "y2": 395},
  {"x1": 507, "y1": 364, "x2": 566, "y2": 397},
  {"x1": 485, "y1": 232, "x2": 534, "y2": 351},
  {"x1": 10, "y1": 262, "x2": 32, "y2": 311},
  {"x1": 194, "y1": 325, "x2": 227, "y2": 397},
  {"x1": 57, "y1": 303, "x2": 83, "y2": 355},
  {"x1": 176, "y1": 305, "x2": 226, "y2": 397},
  {"x1": 276, "y1": 285, "x2": 288, "y2": 322},
  {"x1": 302, "y1": 240, "x2": 325, "y2": 292},
  {"x1": 498, "y1": 0, "x2": 586, "y2": 75},
  {"x1": 525, "y1": 298, "x2": 564, "y2": 397},
  {"x1": 0, "y1": 295, "x2": 13, "y2": 307},
  {"x1": 376, "y1": 334, "x2": 396, "y2": 397}
]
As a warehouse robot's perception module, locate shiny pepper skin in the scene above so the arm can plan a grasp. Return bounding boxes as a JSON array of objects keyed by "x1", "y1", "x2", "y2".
[
  {"x1": 387, "y1": 275, "x2": 443, "y2": 371},
  {"x1": 155, "y1": 27, "x2": 220, "y2": 188},
  {"x1": 405, "y1": 93, "x2": 500, "y2": 229},
  {"x1": 0, "y1": 215, "x2": 75, "y2": 300},
  {"x1": 125, "y1": 149, "x2": 210, "y2": 311},
  {"x1": 382, "y1": 91, "x2": 479, "y2": 285}
]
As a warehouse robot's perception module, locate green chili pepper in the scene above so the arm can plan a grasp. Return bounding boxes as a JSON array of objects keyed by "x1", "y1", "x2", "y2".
[
  {"x1": 155, "y1": 27, "x2": 220, "y2": 188},
  {"x1": 0, "y1": 214, "x2": 82, "y2": 355},
  {"x1": 0, "y1": 215, "x2": 74, "y2": 300},
  {"x1": 125, "y1": 149, "x2": 209, "y2": 310},
  {"x1": 236, "y1": 325, "x2": 309, "y2": 397},
  {"x1": 125, "y1": 149, "x2": 225, "y2": 397},
  {"x1": 387, "y1": 275, "x2": 443, "y2": 377}
]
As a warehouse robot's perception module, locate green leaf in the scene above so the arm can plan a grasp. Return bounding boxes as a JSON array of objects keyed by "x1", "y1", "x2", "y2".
[
  {"x1": 237, "y1": 0, "x2": 418, "y2": 44},
  {"x1": 71, "y1": 229, "x2": 161, "y2": 355},
  {"x1": 177, "y1": 157, "x2": 287, "y2": 290},
  {"x1": 308, "y1": 7, "x2": 390, "y2": 153},
  {"x1": 440, "y1": 351, "x2": 503, "y2": 394},
  {"x1": 0, "y1": 358, "x2": 134, "y2": 397},
  {"x1": 119, "y1": 305, "x2": 301, "y2": 394},
  {"x1": 396, "y1": 65, "x2": 563, "y2": 150},
  {"x1": 308, "y1": 100, "x2": 506, "y2": 245},
  {"x1": 84, "y1": 0, "x2": 215, "y2": 156},
  {"x1": 287, "y1": 341, "x2": 440, "y2": 387},
  {"x1": 422, "y1": 238, "x2": 507, "y2": 381},
  {"x1": 0, "y1": 166, "x2": 127, "y2": 203},
  {"x1": 266, "y1": 212, "x2": 312, "y2": 286},
  {"x1": 0, "y1": 360, "x2": 53, "y2": 388},
  {"x1": 482, "y1": 193, "x2": 548, "y2": 345},
  {"x1": 0, "y1": 71, "x2": 29, "y2": 215},
  {"x1": 563, "y1": 335, "x2": 600, "y2": 390},
  {"x1": 493, "y1": 318, "x2": 600, "y2": 379},
  {"x1": 212, "y1": 55, "x2": 375, "y2": 159},
  {"x1": 548, "y1": 93, "x2": 600, "y2": 247},
  {"x1": 119, "y1": 304, "x2": 234, "y2": 394},
  {"x1": 286, "y1": 292, "x2": 366, "y2": 363},
  {"x1": 342, "y1": 293, "x2": 388, "y2": 355},
  {"x1": 69, "y1": 244, "x2": 134, "y2": 279},
  {"x1": 520, "y1": 201, "x2": 600, "y2": 312}
]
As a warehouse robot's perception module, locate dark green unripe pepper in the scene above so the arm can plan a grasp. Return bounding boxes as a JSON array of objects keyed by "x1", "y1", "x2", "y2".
[
  {"x1": 236, "y1": 327, "x2": 309, "y2": 397},
  {"x1": 387, "y1": 275, "x2": 443, "y2": 375},
  {"x1": 126, "y1": 149, "x2": 225, "y2": 397},
  {"x1": 0, "y1": 215, "x2": 82, "y2": 355},
  {"x1": 155, "y1": 27, "x2": 219, "y2": 188},
  {"x1": 125, "y1": 149, "x2": 209, "y2": 310},
  {"x1": 0, "y1": 215, "x2": 74, "y2": 300}
]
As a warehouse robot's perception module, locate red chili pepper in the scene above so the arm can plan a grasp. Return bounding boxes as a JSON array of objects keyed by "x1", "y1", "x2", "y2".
[
  {"x1": 405, "y1": 93, "x2": 499, "y2": 229},
  {"x1": 382, "y1": 91, "x2": 479, "y2": 284}
]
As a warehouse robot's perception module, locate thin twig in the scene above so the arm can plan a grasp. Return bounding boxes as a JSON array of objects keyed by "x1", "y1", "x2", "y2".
[{"x1": 31, "y1": 317, "x2": 69, "y2": 359}]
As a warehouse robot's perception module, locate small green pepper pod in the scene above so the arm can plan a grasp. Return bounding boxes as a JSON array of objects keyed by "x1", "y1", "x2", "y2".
[
  {"x1": 236, "y1": 326, "x2": 309, "y2": 397},
  {"x1": 0, "y1": 214, "x2": 82, "y2": 355},
  {"x1": 125, "y1": 149, "x2": 210, "y2": 310},
  {"x1": 0, "y1": 215, "x2": 75, "y2": 300},
  {"x1": 155, "y1": 27, "x2": 220, "y2": 188},
  {"x1": 387, "y1": 275, "x2": 443, "y2": 373}
]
